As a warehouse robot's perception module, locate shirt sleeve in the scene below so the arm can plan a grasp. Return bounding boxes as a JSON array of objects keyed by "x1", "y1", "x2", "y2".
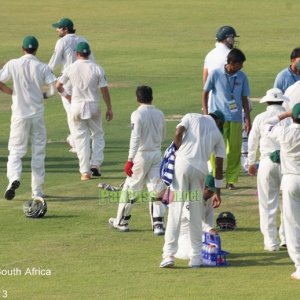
[
  {"x1": 128, "y1": 111, "x2": 142, "y2": 159},
  {"x1": 58, "y1": 66, "x2": 70, "y2": 85},
  {"x1": 0, "y1": 62, "x2": 11, "y2": 83},
  {"x1": 48, "y1": 40, "x2": 63, "y2": 72},
  {"x1": 247, "y1": 116, "x2": 261, "y2": 165},
  {"x1": 214, "y1": 131, "x2": 226, "y2": 159},
  {"x1": 97, "y1": 66, "x2": 108, "y2": 88},
  {"x1": 44, "y1": 66, "x2": 57, "y2": 85},
  {"x1": 242, "y1": 74, "x2": 250, "y2": 97}
]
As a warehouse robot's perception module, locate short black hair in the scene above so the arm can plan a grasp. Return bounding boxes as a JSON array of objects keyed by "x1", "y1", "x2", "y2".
[
  {"x1": 136, "y1": 85, "x2": 153, "y2": 103},
  {"x1": 227, "y1": 48, "x2": 246, "y2": 64},
  {"x1": 291, "y1": 47, "x2": 300, "y2": 60},
  {"x1": 22, "y1": 47, "x2": 37, "y2": 54}
]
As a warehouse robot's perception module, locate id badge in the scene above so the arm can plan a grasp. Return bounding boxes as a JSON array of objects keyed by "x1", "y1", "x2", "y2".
[{"x1": 228, "y1": 100, "x2": 238, "y2": 113}]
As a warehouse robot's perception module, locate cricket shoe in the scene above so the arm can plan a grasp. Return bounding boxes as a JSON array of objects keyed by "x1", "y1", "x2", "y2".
[
  {"x1": 160, "y1": 257, "x2": 175, "y2": 268},
  {"x1": 91, "y1": 167, "x2": 101, "y2": 177},
  {"x1": 108, "y1": 218, "x2": 129, "y2": 232},
  {"x1": 264, "y1": 245, "x2": 279, "y2": 252},
  {"x1": 153, "y1": 224, "x2": 165, "y2": 236},
  {"x1": 4, "y1": 180, "x2": 20, "y2": 200},
  {"x1": 291, "y1": 271, "x2": 300, "y2": 280},
  {"x1": 188, "y1": 260, "x2": 202, "y2": 268}
]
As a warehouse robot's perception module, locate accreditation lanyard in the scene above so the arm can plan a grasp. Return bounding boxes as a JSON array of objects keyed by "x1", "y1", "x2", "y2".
[{"x1": 226, "y1": 74, "x2": 237, "y2": 100}]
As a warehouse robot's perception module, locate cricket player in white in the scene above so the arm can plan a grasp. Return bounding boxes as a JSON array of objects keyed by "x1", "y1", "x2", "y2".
[
  {"x1": 49, "y1": 18, "x2": 95, "y2": 153},
  {"x1": 56, "y1": 42, "x2": 112, "y2": 180},
  {"x1": 160, "y1": 112, "x2": 226, "y2": 268},
  {"x1": 109, "y1": 86, "x2": 166, "y2": 235},
  {"x1": 0, "y1": 36, "x2": 56, "y2": 200},
  {"x1": 265, "y1": 103, "x2": 300, "y2": 280},
  {"x1": 248, "y1": 88, "x2": 290, "y2": 251}
]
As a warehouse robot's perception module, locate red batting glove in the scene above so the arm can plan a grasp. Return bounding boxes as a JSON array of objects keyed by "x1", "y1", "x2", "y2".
[{"x1": 124, "y1": 161, "x2": 134, "y2": 177}]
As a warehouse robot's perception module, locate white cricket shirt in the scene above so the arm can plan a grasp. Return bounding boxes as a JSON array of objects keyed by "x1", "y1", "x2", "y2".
[
  {"x1": 59, "y1": 59, "x2": 107, "y2": 103},
  {"x1": 175, "y1": 113, "x2": 226, "y2": 173},
  {"x1": 49, "y1": 34, "x2": 95, "y2": 72},
  {"x1": 248, "y1": 105, "x2": 290, "y2": 165},
  {"x1": 129, "y1": 104, "x2": 165, "y2": 159},
  {"x1": 0, "y1": 54, "x2": 56, "y2": 118}
]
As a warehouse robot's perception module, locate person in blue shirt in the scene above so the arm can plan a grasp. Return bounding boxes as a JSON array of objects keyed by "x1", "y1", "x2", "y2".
[
  {"x1": 202, "y1": 48, "x2": 251, "y2": 190},
  {"x1": 274, "y1": 47, "x2": 300, "y2": 93}
]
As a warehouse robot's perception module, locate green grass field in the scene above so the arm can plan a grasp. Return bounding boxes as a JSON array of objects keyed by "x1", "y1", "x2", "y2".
[{"x1": 1, "y1": 0, "x2": 300, "y2": 299}]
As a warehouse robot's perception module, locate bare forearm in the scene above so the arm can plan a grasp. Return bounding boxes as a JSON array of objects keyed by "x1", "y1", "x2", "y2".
[{"x1": 0, "y1": 82, "x2": 12, "y2": 95}]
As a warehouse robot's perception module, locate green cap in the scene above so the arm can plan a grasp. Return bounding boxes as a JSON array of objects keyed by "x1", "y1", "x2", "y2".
[
  {"x1": 205, "y1": 175, "x2": 216, "y2": 192},
  {"x1": 22, "y1": 36, "x2": 39, "y2": 50},
  {"x1": 52, "y1": 18, "x2": 74, "y2": 31},
  {"x1": 75, "y1": 42, "x2": 90, "y2": 54},
  {"x1": 210, "y1": 110, "x2": 225, "y2": 133},
  {"x1": 292, "y1": 103, "x2": 300, "y2": 122}
]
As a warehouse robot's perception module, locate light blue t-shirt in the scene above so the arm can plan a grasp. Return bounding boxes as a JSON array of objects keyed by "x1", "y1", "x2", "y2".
[
  {"x1": 273, "y1": 66, "x2": 300, "y2": 94},
  {"x1": 204, "y1": 66, "x2": 250, "y2": 122}
]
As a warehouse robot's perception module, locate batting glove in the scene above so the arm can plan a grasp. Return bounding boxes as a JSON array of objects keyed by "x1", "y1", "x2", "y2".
[{"x1": 124, "y1": 161, "x2": 134, "y2": 177}]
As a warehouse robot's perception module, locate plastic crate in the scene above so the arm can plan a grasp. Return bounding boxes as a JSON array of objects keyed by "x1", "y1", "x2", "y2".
[{"x1": 201, "y1": 232, "x2": 229, "y2": 266}]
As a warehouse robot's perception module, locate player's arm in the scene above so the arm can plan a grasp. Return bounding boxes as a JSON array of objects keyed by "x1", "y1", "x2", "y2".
[
  {"x1": 242, "y1": 95, "x2": 251, "y2": 134},
  {"x1": 173, "y1": 125, "x2": 185, "y2": 150},
  {"x1": 202, "y1": 90, "x2": 210, "y2": 115},
  {"x1": 100, "y1": 86, "x2": 113, "y2": 121},
  {"x1": 0, "y1": 81, "x2": 12, "y2": 95},
  {"x1": 48, "y1": 41, "x2": 63, "y2": 71},
  {"x1": 203, "y1": 67, "x2": 209, "y2": 87},
  {"x1": 56, "y1": 81, "x2": 71, "y2": 102}
]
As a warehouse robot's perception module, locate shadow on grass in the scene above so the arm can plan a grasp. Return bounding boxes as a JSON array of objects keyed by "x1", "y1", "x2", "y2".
[
  {"x1": 41, "y1": 215, "x2": 79, "y2": 219},
  {"x1": 45, "y1": 195, "x2": 99, "y2": 201},
  {"x1": 228, "y1": 251, "x2": 290, "y2": 267}
]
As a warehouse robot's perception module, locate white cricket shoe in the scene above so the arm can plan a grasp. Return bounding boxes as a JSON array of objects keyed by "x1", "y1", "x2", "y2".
[
  {"x1": 160, "y1": 257, "x2": 175, "y2": 268},
  {"x1": 108, "y1": 218, "x2": 129, "y2": 232},
  {"x1": 291, "y1": 271, "x2": 300, "y2": 280},
  {"x1": 264, "y1": 245, "x2": 279, "y2": 252},
  {"x1": 153, "y1": 224, "x2": 165, "y2": 236}
]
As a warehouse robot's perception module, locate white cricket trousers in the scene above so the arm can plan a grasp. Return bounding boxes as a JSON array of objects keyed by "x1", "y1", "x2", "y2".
[
  {"x1": 115, "y1": 151, "x2": 165, "y2": 227},
  {"x1": 175, "y1": 199, "x2": 213, "y2": 260},
  {"x1": 7, "y1": 115, "x2": 46, "y2": 197},
  {"x1": 257, "y1": 158, "x2": 283, "y2": 248},
  {"x1": 61, "y1": 95, "x2": 76, "y2": 148},
  {"x1": 282, "y1": 174, "x2": 300, "y2": 270},
  {"x1": 71, "y1": 102, "x2": 104, "y2": 174},
  {"x1": 163, "y1": 157, "x2": 203, "y2": 265}
]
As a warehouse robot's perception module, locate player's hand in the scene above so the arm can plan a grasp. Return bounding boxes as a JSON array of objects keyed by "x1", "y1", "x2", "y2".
[
  {"x1": 124, "y1": 161, "x2": 134, "y2": 177},
  {"x1": 211, "y1": 193, "x2": 221, "y2": 208},
  {"x1": 248, "y1": 164, "x2": 257, "y2": 176},
  {"x1": 106, "y1": 109, "x2": 113, "y2": 121}
]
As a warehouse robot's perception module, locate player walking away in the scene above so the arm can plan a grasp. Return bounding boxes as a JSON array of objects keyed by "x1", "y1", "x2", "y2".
[
  {"x1": 265, "y1": 103, "x2": 300, "y2": 280},
  {"x1": 56, "y1": 42, "x2": 112, "y2": 181},
  {"x1": 175, "y1": 175, "x2": 219, "y2": 260},
  {"x1": 0, "y1": 36, "x2": 56, "y2": 200},
  {"x1": 274, "y1": 48, "x2": 300, "y2": 93},
  {"x1": 202, "y1": 25, "x2": 239, "y2": 112},
  {"x1": 49, "y1": 18, "x2": 95, "y2": 153},
  {"x1": 160, "y1": 111, "x2": 226, "y2": 268},
  {"x1": 109, "y1": 86, "x2": 166, "y2": 235},
  {"x1": 248, "y1": 88, "x2": 290, "y2": 251},
  {"x1": 202, "y1": 48, "x2": 251, "y2": 190}
]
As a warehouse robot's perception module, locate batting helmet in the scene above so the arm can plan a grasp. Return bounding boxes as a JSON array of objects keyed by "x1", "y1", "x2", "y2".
[
  {"x1": 216, "y1": 211, "x2": 236, "y2": 230},
  {"x1": 23, "y1": 197, "x2": 47, "y2": 218},
  {"x1": 216, "y1": 26, "x2": 239, "y2": 42}
]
